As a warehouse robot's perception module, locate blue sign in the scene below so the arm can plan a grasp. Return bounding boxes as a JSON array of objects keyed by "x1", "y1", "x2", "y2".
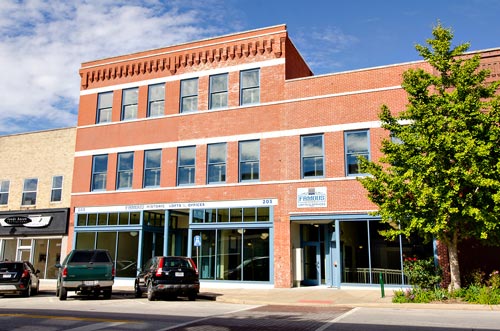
[{"x1": 193, "y1": 235, "x2": 202, "y2": 247}]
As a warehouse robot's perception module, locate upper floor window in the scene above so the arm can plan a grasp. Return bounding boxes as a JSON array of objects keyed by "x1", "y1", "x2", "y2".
[
  {"x1": 209, "y1": 73, "x2": 228, "y2": 110},
  {"x1": 0, "y1": 180, "x2": 10, "y2": 205},
  {"x1": 144, "y1": 149, "x2": 162, "y2": 188},
  {"x1": 51, "y1": 175, "x2": 63, "y2": 202},
  {"x1": 207, "y1": 143, "x2": 226, "y2": 184},
  {"x1": 21, "y1": 178, "x2": 38, "y2": 206},
  {"x1": 180, "y1": 78, "x2": 198, "y2": 113},
  {"x1": 96, "y1": 92, "x2": 113, "y2": 123},
  {"x1": 240, "y1": 69, "x2": 260, "y2": 105},
  {"x1": 116, "y1": 152, "x2": 134, "y2": 190},
  {"x1": 148, "y1": 84, "x2": 165, "y2": 117},
  {"x1": 301, "y1": 134, "x2": 324, "y2": 178},
  {"x1": 345, "y1": 130, "x2": 370, "y2": 176},
  {"x1": 122, "y1": 88, "x2": 138, "y2": 121},
  {"x1": 239, "y1": 140, "x2": 260, "y2": 182},
  {"x1": 91, "y1": 154, "x2": 108, "y2": 191},
  {"x1": 177, "y1": 146, "x2": 196, "y2": 186}
]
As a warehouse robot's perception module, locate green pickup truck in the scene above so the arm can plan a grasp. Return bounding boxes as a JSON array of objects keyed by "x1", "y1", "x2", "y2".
[{"x1": 55, "y1": 249, "x2": 115, "y2": 300}]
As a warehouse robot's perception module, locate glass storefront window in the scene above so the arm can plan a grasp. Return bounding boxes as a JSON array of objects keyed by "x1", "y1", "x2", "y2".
[
  {"x1": 217, "y1": 229, "x2": 241, "y2": 280},
  {"x1": 76, "y1": 232, "x2": 96, "y2": 249},
  {"x1": 96, "y1": 232, "x2": 117, "y2": 258},
  {"x1": 116, "y1": 232, "x2": 139, "y2": 277},
  {"x1": 77, "y1": 214, "x2": 87, "y2": 226},
  {"x1": 191, "y1": 207, "x2": 271, "y2": 223},
  {"x1": 193, "y1": 230, "x2": 216, "y2": 279},
  {"x1": 341, "y1": 221, "x2": 369, "y2": 283}
]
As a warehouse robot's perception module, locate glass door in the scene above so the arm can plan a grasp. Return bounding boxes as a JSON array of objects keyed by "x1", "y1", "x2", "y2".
[{"x1": 302, "y1": 242, "x2": 320, "y2": 286}]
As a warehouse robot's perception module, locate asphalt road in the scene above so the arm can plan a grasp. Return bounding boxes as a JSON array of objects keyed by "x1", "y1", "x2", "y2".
[{"x1": 0, "y1": 292, "x2": 499, "y2": 331}]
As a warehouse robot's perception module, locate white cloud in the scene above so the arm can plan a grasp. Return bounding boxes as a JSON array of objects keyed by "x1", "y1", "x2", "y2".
[{"x1": 0, "y1": 0, "x2": 232, "y2": 134}]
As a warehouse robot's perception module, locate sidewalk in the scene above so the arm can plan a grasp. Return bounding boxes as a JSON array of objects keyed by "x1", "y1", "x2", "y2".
[{"x1": 39, "y1": 280, "x2": 500, "y2": 310}]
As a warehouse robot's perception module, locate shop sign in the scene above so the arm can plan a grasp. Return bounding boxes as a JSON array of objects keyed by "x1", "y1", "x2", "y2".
[
  {"x1": 0, "y1": 215, "x2": 52, "y2": 228},
  {"x1": 297, "y1": 187, "x2": 327, "y2": 208},
  {"x1": 76, "y1": 198, "x2": 278, "y2": 213}
]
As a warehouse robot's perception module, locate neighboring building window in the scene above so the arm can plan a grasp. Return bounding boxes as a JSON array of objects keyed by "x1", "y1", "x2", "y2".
[
  {"x1": 207, "y1": 143, "x2": 226, "y2": 184},
  {"x1": 91, "y1": 154, "x2": 108, "y2": 191},
  {"x1": 0, "y1": 180, "x2": 10, "y2": 205},
  {"x1": 209, "y1": 73, "x2": 228, "y2": 109},
  {"x1": 21, "y1": 178, "x2": 38, "y2": 206},
  {"x1": 121, "y1": 87, "x2": 138, "y2": 120},
  {"x1": 180, "y1": 78, "x2": 198, "y2": 113},
  {"x1": 345, "y1": 130, "x2": 370, "y2": 176},
  {"x1": 116, "y1": 152, "x2": 134, "y2": 190},
  {"x1": 144, "y1": 149, "x2": 162, "y2": 188},
  {"x1": 301, "y1": 134, "x2": 324, "y2": 178},
  {"x1": 239, "y1": 140, "x2": 260, "y2": 182},
  {"x1": 148, "y1": 84, "x2": 165, "y2": 117},
  {"x1": 240, "y1": 69, "x2": 260, "y2": 105},
  {"x1": 51, "y1": 175, "x2": 63, "y2": 202},
  {"x1": 96, "y1": 92, "x2": 113, "y2": 123},
  {"x1": 177, "y1": 146, "x2": 196, "y2": 186}
]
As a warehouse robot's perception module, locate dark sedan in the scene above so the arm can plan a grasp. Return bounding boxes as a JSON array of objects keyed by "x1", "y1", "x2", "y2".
[
  {"x1": 134, "y1": 256, "x2": 199, "y2": 301},
  {"x1": 0, "y1": 261, "x2": 40, "y2": 297}
]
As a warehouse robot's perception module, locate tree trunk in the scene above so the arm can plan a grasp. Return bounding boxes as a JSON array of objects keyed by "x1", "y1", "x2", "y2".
[{"x1": 447, "y1": 232, "x2": 461, "y2": 290}]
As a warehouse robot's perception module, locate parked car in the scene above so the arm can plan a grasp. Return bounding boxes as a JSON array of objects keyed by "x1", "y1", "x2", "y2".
[
  {"x1": 55, "y1": 249, "x2": 115, "y2": 300},
  {"x1": 0, "y1": 261, "x2": 40, "y2": 297},
  {"x1": 135, "y1": 256, "x2": 199, "y2": 301}
]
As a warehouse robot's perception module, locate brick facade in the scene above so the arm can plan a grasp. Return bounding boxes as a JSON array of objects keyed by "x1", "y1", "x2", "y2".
[{"x1": 70, "y1": 25, "x2": 500, "y2": 288}]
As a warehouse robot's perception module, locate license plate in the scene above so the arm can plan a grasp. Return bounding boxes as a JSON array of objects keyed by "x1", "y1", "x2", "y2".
[
  {"x1": 175, "y1": 272, "x2": 184, "y2": 277},
  {"x1": 2, "y1": 274, "x2": 11, "y2": 279},
  {"x1": 84, "y1": 280, "x2": 96, "y2": 286}
]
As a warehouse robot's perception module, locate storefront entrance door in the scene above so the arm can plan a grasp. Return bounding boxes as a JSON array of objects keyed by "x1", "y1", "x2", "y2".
[
  {"x1": 17, "y1": 248, "x2": 31, "y2": 261},
  {"x1": 302, "y1": 242, "x2": 320, "y2": 286}
]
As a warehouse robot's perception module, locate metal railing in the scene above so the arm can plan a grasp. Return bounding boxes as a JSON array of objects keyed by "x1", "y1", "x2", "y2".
[{"x1": 343, "y1": 267, "x2": 408, "y2": 285}]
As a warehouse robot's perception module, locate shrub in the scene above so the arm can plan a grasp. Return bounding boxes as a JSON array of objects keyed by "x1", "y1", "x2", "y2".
[
  {"x1": 403, "y1": 257, "x2": 441, "y2": 290},
  {"x1": 488, "y1": 270, "x2": 500, "y2": 290}
]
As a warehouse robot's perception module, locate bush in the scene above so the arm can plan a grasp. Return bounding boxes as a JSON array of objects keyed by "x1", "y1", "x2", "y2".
[{"x1": 403, "y1": 257, "x2": 441, "y2": 289}]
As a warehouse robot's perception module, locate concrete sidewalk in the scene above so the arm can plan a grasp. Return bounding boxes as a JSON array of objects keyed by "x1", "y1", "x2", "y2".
[{"x1": 39, "y1": 280, "x2": 500, "y2": 310}]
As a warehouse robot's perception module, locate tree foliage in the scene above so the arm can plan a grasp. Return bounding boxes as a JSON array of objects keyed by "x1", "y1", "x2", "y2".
[{"x1": 358, "y1": 23, "x2": 500, "y2": 289}]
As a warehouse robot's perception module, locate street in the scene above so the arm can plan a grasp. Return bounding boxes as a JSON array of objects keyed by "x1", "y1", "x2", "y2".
[{"x1": 0, "y1": 292, "x2": 499, "y2": 330}]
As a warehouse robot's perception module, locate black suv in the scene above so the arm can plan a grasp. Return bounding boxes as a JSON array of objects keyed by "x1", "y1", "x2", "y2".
[
  {"x1": 135, "y1": 256, "x2": 199, "y2": 301},
  {"x1": 0, "y1": 261, "x2": 40, "y2": 297}
]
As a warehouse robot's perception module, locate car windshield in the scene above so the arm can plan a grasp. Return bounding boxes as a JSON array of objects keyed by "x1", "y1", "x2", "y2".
[{"x1": 0, "y1": 262, "x2": 23, "y2": 272}]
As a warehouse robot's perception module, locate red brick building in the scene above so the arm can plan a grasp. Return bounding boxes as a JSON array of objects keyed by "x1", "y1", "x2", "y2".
[{"x1": 71, "y1": 25, "x2": 500, "y2": 288}]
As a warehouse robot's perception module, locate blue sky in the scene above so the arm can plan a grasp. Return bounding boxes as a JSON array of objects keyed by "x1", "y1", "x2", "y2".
[{"x1": 0, "y1": 0, "x2": 499, "y2": 135}]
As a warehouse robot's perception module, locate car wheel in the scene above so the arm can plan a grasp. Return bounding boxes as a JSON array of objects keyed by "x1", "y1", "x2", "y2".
[
  {"x1": 22, "y1": 282, "x2": 32, "y2": 297},
  {"x1": 103, "y1": 288, "x2": 112, "y2": 299},
  {"x1": 59, "y1": 286, "x2": 67, "y2": 301},
  {"x1": 32, "y1": 280, "x2": 39, "y2": 296},
  {"x1": 134, "y1": 282, "x2": 142, "y2": 298},
  {"x1": 147, "y1": 282, "x2": 156, "y2": 301}
]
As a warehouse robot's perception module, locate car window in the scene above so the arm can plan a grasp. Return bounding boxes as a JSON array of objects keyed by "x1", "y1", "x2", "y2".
[
  {"x1": 164, "y1": 258, "x2": 190, "y2": 268},
  {"x1": 0, "y1": 262, "x2": 23, "y2": 272},
  {"x1": 93, "y1": 251, "x2": 111, "y2": 263},
  {"x1": 70, "y1": 251, "x2": 95, "y2": 262}
]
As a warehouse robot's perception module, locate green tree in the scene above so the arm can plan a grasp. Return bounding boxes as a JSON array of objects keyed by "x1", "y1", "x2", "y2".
[{"x1": 359, "y1": 23, "x2": 500, "y2": 289}]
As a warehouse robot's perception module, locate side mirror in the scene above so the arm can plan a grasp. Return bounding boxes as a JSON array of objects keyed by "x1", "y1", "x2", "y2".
[
  {"x1": 55, "y1": 263, "x2": 61, "y2": 269},
  {"x1": 35, "y1": 269, "x2": 41, "y2": 275}
]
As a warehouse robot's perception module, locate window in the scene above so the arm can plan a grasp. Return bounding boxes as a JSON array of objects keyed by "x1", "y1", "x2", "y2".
[
  {"x1": 116, "y1": 152, "x2": 134, "y2": 190},
  {"x1": 148, "y1": 84, "x2": 165, "y2": 117},
  {"x1": 91, "y1": 154, "x2": 108, "y2": 191},
  {"x1": 207, "y1": 143, "x2": 226, "y2": 184},
  {"x1": 177, "y1": 146, "x2": 196, "y2": 186},
  {"x1": 96, "y1": 92, "x2": 113, "y2": 123},
  {"x1": 51, "y1": 175, "x2": 63, "y2": 202},
  {"x1": 144, "y1": 149, "x2": 161, "y2": 188},
  {"x1": 121, "y1": 88, "x2": 138, "y2": 120},
  {"x1": 0, "y1": 180, "x2": 10, "y2": 205},
  {"x1": 345, "y1": 130, "x2": 370, "y2": 175},
  {"x1": 209, "y1": 73, "x2": 228, "y2": 109},
  {"x1": 301, "y1": 134, "x2": 324, "y2": 178},
  {"x1": 239, "y1": 140, "x2": 260, "y2": 181},
  {"x1": 240, "y1": 69, "x2": 260, "y2": 105},
  {"x1": 21, "y1": 178, "x2": 38, "y2": 205},
  {"x1": 180, "y1": 78, "x2": 198, "y2": 113}
]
